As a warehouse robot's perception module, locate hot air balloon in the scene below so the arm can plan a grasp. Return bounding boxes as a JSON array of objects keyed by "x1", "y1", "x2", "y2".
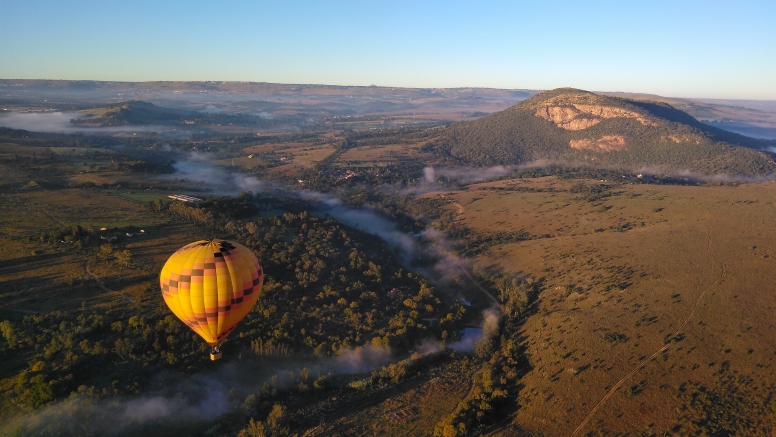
[{"x1": 160, "y1": 240, "x2": 263, "y2": 360}]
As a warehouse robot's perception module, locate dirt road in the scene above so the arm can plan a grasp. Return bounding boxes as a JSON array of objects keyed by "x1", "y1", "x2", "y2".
[
  {"x1": 569, "y1": 223, "x2": 725, "y2": 437},
  {"x1": 84, "y1": 260, "x2": 134, "y2": 304}
]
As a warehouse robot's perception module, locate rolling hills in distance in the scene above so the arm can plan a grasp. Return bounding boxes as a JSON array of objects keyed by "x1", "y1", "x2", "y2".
[
  {"x1": 72, "y1": 101, "x2": 274, "y2": 128},
  {"x1": 6, "y1": 84, "x2": 776, "y2": 176},
  {"x1": 3, "y1": 79, "x2": 776, "y2": 140}
]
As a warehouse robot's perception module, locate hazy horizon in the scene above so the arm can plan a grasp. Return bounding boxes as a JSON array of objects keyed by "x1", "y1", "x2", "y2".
[
  {"x1": 2, "y1": 1, "x2": 774, "y2": 100},
  {"x1": 2, "y1": 79, "x2": 776, "y2": 104}
]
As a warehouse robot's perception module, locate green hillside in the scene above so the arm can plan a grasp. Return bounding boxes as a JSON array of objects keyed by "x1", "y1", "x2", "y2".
[{"x1": 431, "y1": 88, "x2": 776, "y2": 175}]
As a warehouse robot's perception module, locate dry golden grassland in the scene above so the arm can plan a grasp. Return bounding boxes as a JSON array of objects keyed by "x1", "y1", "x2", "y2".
[
  {"x1": 211, "y1": 156, "x2": 273, "y2": 171},
  {"x1": 240, "y1": 136, "x2": 436, "y2": 175},
  {"x1": 0, "y1": 188, "x2": 200, "y2": 314},
  {"x1": 435, "y1": 178, "x2": 776, "y2": 435},
  {"x1": 0, "y1": 143, "x2": 185, "y2": 191},
  {"x1": 48, "y1": 146, "x2": 115, "y2": 171},
  {"x1": 0, "y1": 143, "x2": 206, "y2": 316},
  {"x1": 241, "y1": 142, "x2": 337, "y2": 176},
  {"x1": 0, "y1": 148, "x2": 35, "y2": 190},
  {"x1": 0, "y1": 144, "x2": 203, "y2": 314},
  {"x1": 338, "y1": 144, "x2": 416, "y2": 163},
  {"x1": 45, "y1": 147, "x2": 116, "y2": 155},
  {"x1": 0, "y1": 142, "x2": 118, "y2": 188},
  {"x1": 67, "y1": 170, "x2": 145, "y2": 186},
  {"x1": 331, "y1": 142, "x2": 435, "y2": 170}
]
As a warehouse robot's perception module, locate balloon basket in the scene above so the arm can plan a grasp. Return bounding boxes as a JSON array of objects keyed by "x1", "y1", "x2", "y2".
[{"x1": 210, "y1": 347, "x2": 222, "y2": 361}]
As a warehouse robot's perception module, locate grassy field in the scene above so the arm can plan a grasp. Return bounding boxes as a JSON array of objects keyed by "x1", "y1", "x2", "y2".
[
  {"x1": 239, "y1": 137, "x2": 436, "y2": 176},
  {"x1": 104, "y1": 189, "x2": 171, "y2": 203},
  {"x1": 0, "y1": 142, "x2": 200, "y2": 318},
  {"x1": 0, "y1": 142, "x2": 202, "y2": 197},
  {"x1": 427, "y1": 178, "x2": 776, "y2": 436},
  {"x1": 211, "y1": 156, "x2": 274, "y2": 171},
  {"x1": 0, "y1": 142, "x2": 121, "y2": 188},
  {"x1": 240, "y1": 142, "x2": 338, "y2": 176},
  {"x1": 0, "y1": 188, "x2": 198, "y2": 313},
  {"x1": 48, "y1": 147, "x2": 115, "y2": 155},
  {"x1": 338, "y1": 144, "x2": 420, "y2": 165}
]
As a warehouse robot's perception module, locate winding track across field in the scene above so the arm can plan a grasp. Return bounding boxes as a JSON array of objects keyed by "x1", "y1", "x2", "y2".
[
  {"x1": 458, "y1": 264, "x2": 500, "y2": 308},
  {"x1": 569, "y1": 221, "x2": 724, "y2": 437},
  {"x1": 84, "y1": 260, "x2": 134, "y2": 303},
  {"x1": 448, "y1": 196, "x2": 499, "y2": 307},
  {"x1": 40, "y1": 210, "x2": 65, "y2": 227},
  {"x1": 452, "y1": 201, "x2": 464, "y2": 216}
]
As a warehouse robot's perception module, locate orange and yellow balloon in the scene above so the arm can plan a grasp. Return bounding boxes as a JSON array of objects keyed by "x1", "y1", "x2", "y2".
[{"x1": 159, "y1": 240, "x2": 264, "y2": 352}]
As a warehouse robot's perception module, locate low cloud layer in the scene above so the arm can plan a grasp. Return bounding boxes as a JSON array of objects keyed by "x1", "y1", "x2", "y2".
[
  {"x1": 169, "y1": 153, "x2": 497, "y2": 291},
  {"x1": 2, "y1": 370, "x2": 231, "y2": 436},
  {"x1": 297, "y1": 190, "x2": 420, "y2": 264},
  {"x1": 170, "y1": 152, "x2": 270, "y2": 194},
  {"x1": 0, "y1": 111, "x2": 186, "y2": 136},
  {"x1": 4, "y1": 337, "x2": 471, "y2": 436},
  {"x1": 421, "y1": 161, "x2": 553, "y2": 185},
  {"x1": 635, "y1": 165, "x2": 776, "y2": 183}
]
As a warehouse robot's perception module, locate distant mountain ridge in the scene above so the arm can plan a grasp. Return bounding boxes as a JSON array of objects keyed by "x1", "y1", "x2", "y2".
[{"x1": 431, "y1": 88, "x2": 776, "y2": 175}]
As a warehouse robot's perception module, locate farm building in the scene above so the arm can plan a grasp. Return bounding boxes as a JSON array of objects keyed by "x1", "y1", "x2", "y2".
[{"x1": 168, "y1": 194, "x2": 203, "y2": 203}]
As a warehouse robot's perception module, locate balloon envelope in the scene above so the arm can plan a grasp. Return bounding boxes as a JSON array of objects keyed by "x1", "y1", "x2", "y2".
[{"x1": 160, "y1": 240, "x2": 263, "y2": 346}]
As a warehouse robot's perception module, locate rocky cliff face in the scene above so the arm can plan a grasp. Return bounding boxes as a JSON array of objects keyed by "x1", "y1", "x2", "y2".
[
  {"x1": 534, "y1": 97, "x2": 655, "y2": 137},
  {"x1": 532, "y1": 94, "x2": 663, "y2": 152},
  {"x1": 534, "y1": 106, "x2": 601, "y2": 130},
  {"x1": 570, "y1": 135, "x2": 626, "y2": 152}
]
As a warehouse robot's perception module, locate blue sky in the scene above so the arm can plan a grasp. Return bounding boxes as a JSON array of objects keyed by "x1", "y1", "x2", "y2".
[{"x1": 1, "y1": 0, "x2": 774, "y2": 99}]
